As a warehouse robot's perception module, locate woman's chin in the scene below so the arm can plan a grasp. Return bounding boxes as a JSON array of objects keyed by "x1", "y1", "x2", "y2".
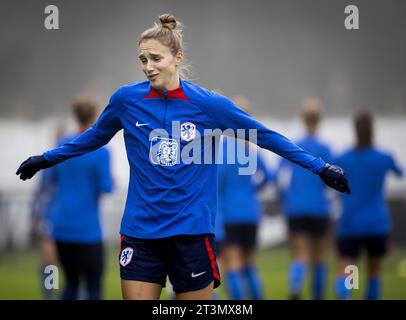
[{"x1": 149, "y1": 78, "x2": 160, "y2": 86}]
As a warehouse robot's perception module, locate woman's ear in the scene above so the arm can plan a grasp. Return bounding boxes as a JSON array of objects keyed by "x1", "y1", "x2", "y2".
[{"x1": 175, "y1": 51, "x2": 184, "y2": 66}]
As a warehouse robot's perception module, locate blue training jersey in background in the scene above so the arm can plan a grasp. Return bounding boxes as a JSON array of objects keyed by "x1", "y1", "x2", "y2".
[
  {"x1": 43, "y1": 80, "x2": 325, "y2": 239},
  {"x1": 31, "y1": 167, "x2": 58, "y2": 237},
  {"x1": 49, "y1": 133, "x2": 114, "y2": 243},
  {"x1": 276, "y1": 135, "x2": 332, "y2": 217},
  {"x1": 335, "y1": 147, "x2": 403, "y2": 238},
  {"x1": 214, "y1": 205, "x2": 225, "y2": 242},
  {"x1": 218, "y1": 137, "x2": 272, "y2": 224}
]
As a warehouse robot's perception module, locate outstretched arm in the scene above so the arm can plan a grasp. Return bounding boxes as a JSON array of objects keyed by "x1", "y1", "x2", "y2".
[
  {"x1": 16, "y1": 91, "x2": 123, "y2": 181},
  {"x1": 206, "y1": 93, "x2": 350, "y2": 194}
]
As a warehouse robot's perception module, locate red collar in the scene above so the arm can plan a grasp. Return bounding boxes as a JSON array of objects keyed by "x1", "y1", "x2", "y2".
[{"x1": 144, "y1": 85, "x2": 189, "y2": 101}]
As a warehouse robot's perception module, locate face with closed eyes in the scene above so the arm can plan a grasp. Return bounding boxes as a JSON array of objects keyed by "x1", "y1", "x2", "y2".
[{"x1": 138, "y1": 39, "x2": 183, "y2": 90}]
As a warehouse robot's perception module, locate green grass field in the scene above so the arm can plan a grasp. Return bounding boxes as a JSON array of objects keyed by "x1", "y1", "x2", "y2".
[{"x1": 1, "y1": 245, "x2": 405, "y2": 300}]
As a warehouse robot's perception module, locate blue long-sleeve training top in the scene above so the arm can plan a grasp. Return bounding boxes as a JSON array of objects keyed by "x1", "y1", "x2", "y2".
[
  {"x1": 335, "y1": 147, "x2": 403, "y2": 238},
  {"x1": 49, "y1": 133, "x2": 114, "y2": 243},
  {"x1": 276, "y1": 135, "x2": 333, "y2": 217},
  {"x1": 43, "y1": 80, "x2": 325, "y2": 239},
  {"x1": 218, "y1": 137, "x2": 272, "y2": 224}
]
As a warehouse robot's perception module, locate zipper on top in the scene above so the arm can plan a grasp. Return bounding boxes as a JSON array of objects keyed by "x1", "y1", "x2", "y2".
[{"x1": 162, "y1": 88, "x2": 168, "y2": 127}]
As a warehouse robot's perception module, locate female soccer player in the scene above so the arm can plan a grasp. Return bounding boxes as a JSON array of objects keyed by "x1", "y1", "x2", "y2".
[
  {"x1": 275, "y1": 98, "x2": 333, "y2": 300},
  {"x1": 16, "y1": 14, "x2": 349, "y2": 300},
  {"x1": 218, "y1": 96, "x2": 272, "y2": 300},
  {"x1": 334, "y1": 111, "x2": 403, "y2": 300},
  {"x1": 31, "y1": 166, "x2": 58, "y2": 300},
  {"x1": 31, "y1": 125, "x2": 65, "y2": 300},
  {"x1": 50, "y1": 99, "x2": 114, "y2": 300}
]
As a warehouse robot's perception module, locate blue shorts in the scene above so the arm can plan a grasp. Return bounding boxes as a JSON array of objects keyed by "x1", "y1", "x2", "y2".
[{"x1": 119, "y1": 233, "x2": 221, "y2": 293}]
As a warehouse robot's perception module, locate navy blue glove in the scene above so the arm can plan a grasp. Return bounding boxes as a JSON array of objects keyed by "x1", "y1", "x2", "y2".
[
  {"x1": 16, "y1": 155, "x2": 54, "y2": 181},
  {"x1": 319, "y1": 163, "x2": 351, "y2": 194}
]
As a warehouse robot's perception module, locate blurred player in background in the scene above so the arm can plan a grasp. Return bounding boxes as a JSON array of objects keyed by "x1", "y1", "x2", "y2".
[
  {"x1": 218, "y1": 96, "x2": 272, "y2": 300},
  {"x1": 31, "y1": 166, "x2": 57, "y2": 299},
  {"x1": 212, "y1": 201, "x2": 225, "y2": 300},
  {"x1": 275, "y1": 98, "x2": 333, "y2": 299},
  {"x1": 334, "y1": 111, "x2": 403, "y2": 300},
  {"x1": 16, "y1": 14, "x2": 350, "y2": 300},
  {"x1": 48, "y1": 99, "x2": 114, "y2": 299},
  {"x1": 31, "y1": 125, "x2": 65, "y2": 299}
]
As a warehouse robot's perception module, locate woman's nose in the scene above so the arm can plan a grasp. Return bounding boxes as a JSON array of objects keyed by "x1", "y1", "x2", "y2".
[{"x1": 145, "y1": 62, "x2": 154, "y2": 72}]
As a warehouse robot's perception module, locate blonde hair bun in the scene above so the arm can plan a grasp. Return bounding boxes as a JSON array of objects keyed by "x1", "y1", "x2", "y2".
[{"x1": 159, "y1": 14, "x2": 177, "y2": 30}]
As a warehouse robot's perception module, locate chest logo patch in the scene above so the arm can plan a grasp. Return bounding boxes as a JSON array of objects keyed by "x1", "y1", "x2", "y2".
[
  {"x1": 150, "y1": 137, "x2": 179, "y2": 166},
  {"x1": 180, "y1": 122, "x2": 196, "y2": 142}
]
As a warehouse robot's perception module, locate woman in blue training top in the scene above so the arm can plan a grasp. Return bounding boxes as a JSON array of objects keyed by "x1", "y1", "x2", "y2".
[
  {"x1": 16, "y1": 14, "x2": 349, "y2": 300},
  {"x1": 218, "y1": 96, "x2": 272, "y2": 300},
  {"x1": 276, "y1": 99, "x2": 334, "y2": 300},
  {"x1": 334, "y1": 111, "x2": 403, "y2": 300}
]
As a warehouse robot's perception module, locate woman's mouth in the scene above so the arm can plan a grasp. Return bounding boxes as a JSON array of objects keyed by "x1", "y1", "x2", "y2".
[{"x1": 148, "y1": 74, "x2": 159, "y2": 81}]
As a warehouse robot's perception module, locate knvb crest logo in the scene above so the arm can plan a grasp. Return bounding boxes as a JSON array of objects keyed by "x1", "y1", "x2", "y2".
[
  {"x1": 180, "y1": 122, "x2": 196, "y2": 142},
  {"x1": 120, "y1": 247, "x2": 134, "y2": 267}
]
